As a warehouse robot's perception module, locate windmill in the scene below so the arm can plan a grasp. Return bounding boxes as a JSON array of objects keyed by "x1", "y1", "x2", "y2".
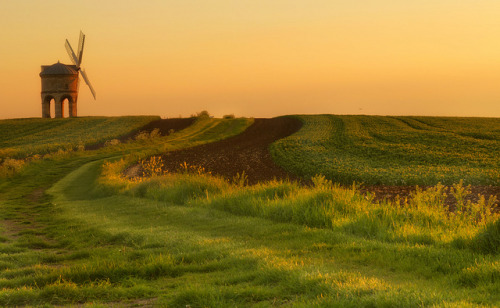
[{"x1": 40, "y1": 31, "x2": 96, "y2": 118}]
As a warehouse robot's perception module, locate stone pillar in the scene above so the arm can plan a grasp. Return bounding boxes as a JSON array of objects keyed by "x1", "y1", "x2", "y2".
[
  {"x1": 69, "y1": 95, "x2": 77, "y2": 117},
  {"x1": 55, "y1": 99, "x2": 63, "y2": 118},
  {"x1": 41, "y1": 96, "x2": 51, "y2": 118}
]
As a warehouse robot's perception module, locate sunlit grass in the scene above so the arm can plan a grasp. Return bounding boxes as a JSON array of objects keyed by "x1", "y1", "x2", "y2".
[
  {"x1": 88, "y1": 157, "x2": 500, "y2": 305},
  {"x1": 101, "y1": 160, "x2": 499, "y2": 248},
  {"x1": 0, "y1": 116, "x2": 159, "y2": 159},
  {"x1": 271, "y1": 115, "x2": 500, "y2": 185},
  {"x1": 0, "y1": 116, "x2": 253, "y2": 182},
  {"x1": 0, "y1": 114, "x2": 498, "y2": 306}
]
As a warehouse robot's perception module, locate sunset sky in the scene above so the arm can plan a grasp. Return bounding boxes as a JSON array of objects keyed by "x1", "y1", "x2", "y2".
[{"x1": 1, "y1": 0, "x2": 500, "y2": 119}]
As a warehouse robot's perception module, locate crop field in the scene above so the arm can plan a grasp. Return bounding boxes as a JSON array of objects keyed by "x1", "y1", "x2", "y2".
[
  {"x1": 271, "y1": 115, "x2": 500, "y2": 185},
  {"x1": 0, "y1": 115, "x2": 499, "y2": 306},
  {"x1": 0, "y1": 116, "x2": 159, "y2": 158}
]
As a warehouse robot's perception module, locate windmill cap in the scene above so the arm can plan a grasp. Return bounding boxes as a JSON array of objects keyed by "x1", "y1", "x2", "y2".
[{"x1": 40, "y1": 62, "x2": 78, "y2": 76}]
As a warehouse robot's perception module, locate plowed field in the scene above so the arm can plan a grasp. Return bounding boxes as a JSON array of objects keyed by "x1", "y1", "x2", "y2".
[
  {"x1": 155, "y1": 116, "x2": 498, "y2": 208},
  {"x1": 161, "y1": 117, "x2": 302, "y2": 185}
]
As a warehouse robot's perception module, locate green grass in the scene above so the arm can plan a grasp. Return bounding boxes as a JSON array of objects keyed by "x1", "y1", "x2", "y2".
[
  {"x1": 0, "y1": 114, "x2": 498, "y2": 306},
  {"x1": 102, "y1": 165, "x2": 499, "y2": 247},
  {"x1": 0, "y1": 116, "x2": 159, "y2": 158},
  {"x1": 0, "y1": 115, "x2": 255, "y2": 306},
  {"x1": 271, "y1": 115, "x2": 500, "y2": 185},
  {"x1": 0, "y1": 116, "x2": 252, "y2": 181},
  {"x1": 2, "y1": 159, "x2": 495, "y2": 306}
]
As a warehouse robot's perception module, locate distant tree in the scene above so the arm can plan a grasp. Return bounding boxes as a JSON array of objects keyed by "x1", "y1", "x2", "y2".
[
  {"x1": 223, "y1": 114, "x2": 235, "y2": 119},
  {"x1": 195, "y1": 110, "x2": 211, "y2": 119}
]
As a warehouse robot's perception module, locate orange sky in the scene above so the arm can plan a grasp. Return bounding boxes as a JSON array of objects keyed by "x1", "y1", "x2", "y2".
[{"x1": 1, "y1": 0, "x2": 499, "y2": 119}]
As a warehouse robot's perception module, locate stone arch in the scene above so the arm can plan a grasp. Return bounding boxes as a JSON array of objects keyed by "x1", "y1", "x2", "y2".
[
  {"x1": 42, "y1": 95, "x2": 55, "y2": 118},
  {"x1": 60, "y1": 94, "x2": 77, "y2": 117}
]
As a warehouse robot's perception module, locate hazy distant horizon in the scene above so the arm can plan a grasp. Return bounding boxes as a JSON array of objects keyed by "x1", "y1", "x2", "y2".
[{"x1": 2, "y1": 110, "x2": 499, "y2": 121}]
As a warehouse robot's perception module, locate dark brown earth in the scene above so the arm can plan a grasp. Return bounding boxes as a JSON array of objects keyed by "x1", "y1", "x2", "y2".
[
  {"x1": 130, "y1": 117, "x2": 499, "y2": 209},
  {"x1": 161, "y1": 117, "x2": 303, "y2": 185},
  {"x1": 122, "y1": 118, "x2": 195, "y2": 139},
  {"x1": 359, "y1": 184, "x2": 500, "y2": 209},
  {"x1": 86, "y1": 118, "x2": 195, "y2": 150}
]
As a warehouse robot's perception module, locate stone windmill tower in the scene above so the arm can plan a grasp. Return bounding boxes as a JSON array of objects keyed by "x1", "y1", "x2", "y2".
[{"x1": 40, "y1": 31, "x2": 96, "y2": 118}]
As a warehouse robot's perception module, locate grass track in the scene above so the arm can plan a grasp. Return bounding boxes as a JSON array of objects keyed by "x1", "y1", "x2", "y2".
[{"x1": 25, "y1": 160, "x2": 497, "y2": 306}]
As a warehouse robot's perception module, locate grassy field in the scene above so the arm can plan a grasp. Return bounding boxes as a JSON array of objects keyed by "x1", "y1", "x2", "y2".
[
  {"x1": 0, "y1": 115, "x2": 499, "y2": 306},
  {"x1": 0, "y1": 116, "x2": 252, "y2": 180},
  {"x1": 271, "y1": 115, "x2": 500, "y2": 185},
  {"x1": 0, "y1": 116, "x2": 160, "y2": 159}
]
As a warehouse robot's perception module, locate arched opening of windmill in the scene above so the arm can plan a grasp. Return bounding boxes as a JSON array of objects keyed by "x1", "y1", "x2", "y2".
[
  {"x1": 61, "y1": 97, "x2": 70, "y2": 118},
  {"x1": 42, "y1": 96, "x2": 55, "y2": 118},
  {"x1": 50, "y1": 98, "x2": 55, "y2": 118}
]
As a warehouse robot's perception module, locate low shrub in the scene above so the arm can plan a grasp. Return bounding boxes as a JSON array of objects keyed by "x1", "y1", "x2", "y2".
[
  {"x1": 135, "y1": 128, "x2": 161, "y2": 141},
  {"x1": 0, "y1": 158, "x2": 26, "y2": 177}
]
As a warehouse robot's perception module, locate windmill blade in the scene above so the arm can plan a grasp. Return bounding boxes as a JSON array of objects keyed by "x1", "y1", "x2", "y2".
[
  {"x1": 80, "y1": 68, "x2": 96, "y2": 100},
  {"x1": 77, "y1": 31, "x2": 85, "y2": 66},
  {"x1": 65, "y1": 39, "x2": 79, "y2": 67}
]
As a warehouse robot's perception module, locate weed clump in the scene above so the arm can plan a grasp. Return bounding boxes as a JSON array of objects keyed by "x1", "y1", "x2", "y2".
[
  {"x1": 135, "y1": 128, "x2": 161, "y2": 141},
  {"x1": 179, "y1": 161, "x2": 212, "y2": 176},
  {"x1": 140, "y1": 156, "x2": 165, "y2": 177},
  {"x1": 104, "y1": 139, "x2": 121, "y2": 147},
  {"x1": 232, "y1": 171, "x2": 248, "y2": 187},
  {"x1": 0, "y1": 158, "x2": 25, "y2": 177}
]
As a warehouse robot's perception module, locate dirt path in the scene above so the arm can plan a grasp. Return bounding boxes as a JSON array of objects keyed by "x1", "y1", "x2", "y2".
[{"x1": 161, "y1": 117, "x2": 303, "y2": 185}]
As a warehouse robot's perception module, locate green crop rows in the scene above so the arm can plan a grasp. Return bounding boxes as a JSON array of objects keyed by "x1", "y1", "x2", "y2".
[
  {"x1": 0, "y1": 116, "x2": 159, "y2": 158},
  {"x1": 272, "y1": 115, "x2": 500, "y2": 185}
]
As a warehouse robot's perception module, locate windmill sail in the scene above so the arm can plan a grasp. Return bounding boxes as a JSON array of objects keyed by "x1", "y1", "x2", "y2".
[
  {"x1": 66, "y1": 31, "x2": 96, "y2": 100},
  {"x1": 77, "y1": 31, "x2": 85, "y2": 66},
  {"x1": 65, "y1": 40, "x2": 79, "y2": 66},
  {"x1": 80, "y1": 69, "x2": 96, "y2": 99}
]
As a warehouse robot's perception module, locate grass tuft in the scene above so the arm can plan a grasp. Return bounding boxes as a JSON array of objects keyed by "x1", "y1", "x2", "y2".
[{"x1": 468, "y1": 219, "x2": 500, "y2": 255}]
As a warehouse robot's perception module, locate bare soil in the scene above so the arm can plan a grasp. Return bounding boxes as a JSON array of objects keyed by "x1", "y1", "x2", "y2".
[
  {"x1": 359, "y1": 184, "x2": 500, "y2": 209},
  {"x1": 121, "y1": 118, "x2": 195, "y2": 139},
  {"x1": 160, "y1": 117, "x2": 303, "y2": 185}
]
